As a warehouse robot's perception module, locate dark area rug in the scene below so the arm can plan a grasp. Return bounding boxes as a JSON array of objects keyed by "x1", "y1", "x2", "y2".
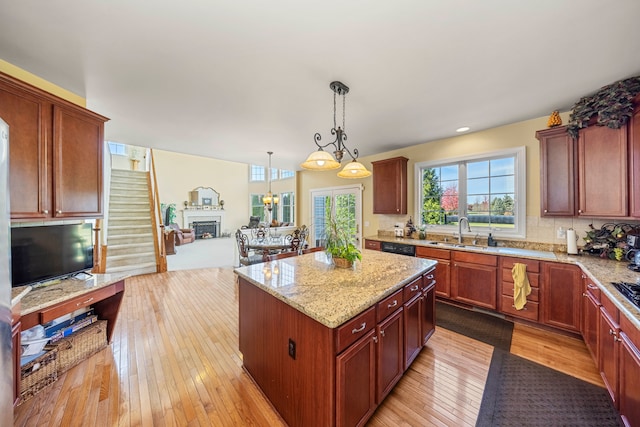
[
  {"x1": 476, "y1": 349, "x2": 623, "y2": 427},
  {"x1": 435, "y1": 301, "x2": 513, "y2": 351}
]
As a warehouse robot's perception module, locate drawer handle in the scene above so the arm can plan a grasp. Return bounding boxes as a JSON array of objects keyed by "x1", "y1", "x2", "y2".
[
  {"x1": 512, "y1": 305, "x2": 528, "y2": 311},
  {"x1": 387, "y1": 300, "x2": 398, "y2": 309},
  {"x1": 77, "y1": 297, "x2": 94, "y2": 307},
  {"x1": 380, "y1": 329, "x2": 385, "y2": 337},
  {"x1": 587, "y1": 284, "x2": 598, "y2": 290},
  {"x1": 410, "y1": 285, "x2": 419, "y2": 292},
  {"x1": 609, "y1": 329, "x2": 616, "y2": 336},
  {"x1": 352, "y1": 322, "x2": 366, "y2": 334},
  {"x1": 426, "y1": 274, "x2": 434, "y2": 279}
]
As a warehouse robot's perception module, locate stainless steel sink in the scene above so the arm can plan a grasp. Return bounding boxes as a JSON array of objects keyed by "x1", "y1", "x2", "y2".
[{"x1": 423, "y1": 241, "x2": 556, "y2": 259}]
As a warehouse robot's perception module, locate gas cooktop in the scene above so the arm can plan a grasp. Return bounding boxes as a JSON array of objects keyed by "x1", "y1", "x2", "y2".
[{"x1": 611, "y1": 281, "x2": 640, "y2": 309}]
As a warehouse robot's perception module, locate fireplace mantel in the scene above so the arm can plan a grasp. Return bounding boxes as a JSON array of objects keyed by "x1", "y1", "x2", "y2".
[{"x1": 182, "y1": 209, "x2": 225, "y2": 235}]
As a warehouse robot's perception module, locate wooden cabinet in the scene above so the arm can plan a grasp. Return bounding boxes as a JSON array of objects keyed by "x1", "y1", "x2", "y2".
[
  {"x1": 537, "y1": 126, "x2": 576, "y2": 216},
  {"x1": 541, "y1": 262, "x2": 581, "y2": 332},
  {"x1": 421, "y1": 273, "x2": 436, "y2": 344},
  {"x1": 336, "y1": 329, "x2": 377, "y2": 427},
  {"x1": 581, "y1": 275, "x2": 601, "y2": 362},
  {"x1": 629, "y1": 97, "x2": 640, "y2": 218},
  {"x1": 364, "y1": 239, "x2": 381, "y2": 251},
  {"x1": 498, "y1": 257, "x2": 540, "y2": 322},
  {"x1": 599, "y1": 295, "x2": 620, "y2": 407},
  {"x1": 0, "y1": 72, "x2": 108, "y2": 221},
  {"x1": 451, "y1": 251, "x2": 497, "y2": 310},
  {"x1": 577, "y1": 123, "x2": 628, "y2": 217},
  {"x1": 372, "y1": 157, "x2": 408, "y2": 214},
  {"x1": 403, "y1": 276, "x2": 422, "y2": 370},
  {"x1": 619, "y1": 315, "x2": 640, "y2": 427},
  {"x1": 416, "y1": 246, "x2": 450, "y2": 298},
  {"x1": 376, "y1": 309, "x2": 404, "y2": 403}
]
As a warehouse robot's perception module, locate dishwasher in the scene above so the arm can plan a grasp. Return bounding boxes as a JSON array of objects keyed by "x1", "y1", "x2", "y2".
[{"x1": 380, "y1": 241, "x2": 416, "y2": 256}]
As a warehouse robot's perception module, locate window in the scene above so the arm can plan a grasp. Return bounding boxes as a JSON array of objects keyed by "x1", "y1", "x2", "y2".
[
  {"x1": 250, "y1": 194, "x2": 265, "y2": 222},
  {"x1": 415, "y1": 147, "x2": 526, "y2": 238},
  {"x1": 280, "y1": 169, "x2": 295, "y2": 179},
  {"x1": 250, "y1": 165, "x2": 265, "y2": 182},
  {"x1": 280, "y1": 192, "x2": 295, "y2": 223},
  {"x1": 271, "y1": 167, "x2": 278, "y2": 181},
  {"x1": 107, "y1": 141, "x2": 127, "y2": 155}
]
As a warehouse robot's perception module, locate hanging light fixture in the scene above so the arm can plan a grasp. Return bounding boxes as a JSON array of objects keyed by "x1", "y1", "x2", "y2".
[
  {"x1": 263, "y1": 151, "x2": 279, "y2": 212},
  {"x1": 301, "y1": 81, "x2": 372, "y2": 179}
]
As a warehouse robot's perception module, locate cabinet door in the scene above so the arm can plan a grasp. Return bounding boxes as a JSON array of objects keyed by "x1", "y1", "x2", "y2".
[
  {"x1": 0, "y1": 84, "x2": 52, "y2": 219},
  {"x1": 541, "y1": 262, "x2": 581, "y2": 332},
  {"x1": 619, "y1": 317, "x2": 640, "y2": 427},
  {"x1": 53, "y1": 106, "x2": 104, "y2": 218},
  {"x1": 433, "y1": 259, "x2": 451, "y2": 298},
  {"x1": 629, "y1": 102, "x2": 640, "y2": 218},
  {"x1": 376, "y1": 309, "x2": 403, "y2": 403},
  {"x1": 403, "y1": 294, "x2": 422, "y2": 370},
  {"x1": 372, "y1": 157, "x2": 408, "y2": 214},
  {"x1": 599, "y1": 307, "x2": 619, "y2": 407},
  {"x1": 537, "y1": 126, "x2": 575, "y2": 216},
  {"x1": 581, "y1": 287, "x2": 600, "y2": 363},
  {"x1": 451, "y1": 262, "x2": 497, "y2": 310},
  {"x1": 421, "y1": 281, "x2": 436, "y2": 344},
  {"x1": 577, "y1": 124, "x2": 628, "y2": 217},
  {"x1": 336, "y1": 329, "x2": 376, "y2": 427}
]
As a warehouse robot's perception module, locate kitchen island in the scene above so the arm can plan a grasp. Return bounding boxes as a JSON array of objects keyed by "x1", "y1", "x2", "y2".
[{"x1": 235, "y1": 249, "x2": 437, "y2": 427}]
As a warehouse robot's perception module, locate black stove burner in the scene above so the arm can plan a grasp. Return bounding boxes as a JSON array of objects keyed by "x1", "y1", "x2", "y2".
[
  {"x1": 628, "y1": 263, "x2": 640, "y2": 272},
  {"x1": 611, "y1": 281, "x2": 640, "y2": 309}
]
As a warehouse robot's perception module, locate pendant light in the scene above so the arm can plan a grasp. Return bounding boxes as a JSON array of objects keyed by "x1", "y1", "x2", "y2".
[
  {"x1": 263, "y1": 151, "x2": 279, "y2": 211},
  {"x1": 301, "y1": 81, "x2": 371, "y2": 179}
]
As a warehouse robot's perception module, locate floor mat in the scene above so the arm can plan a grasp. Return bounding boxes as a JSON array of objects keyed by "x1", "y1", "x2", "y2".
[
  {"x1": 435, "y1": 301, "x2": 513, "y2": 351},
  {"x1": 476, "y1": 349, "x2": 623, "y2": 427}
]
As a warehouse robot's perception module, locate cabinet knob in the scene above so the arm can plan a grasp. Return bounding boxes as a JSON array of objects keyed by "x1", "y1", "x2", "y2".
[
  {"x1": 57, "y1": 210, "x2": 62, "y2": 214},
  {"x1": 380, "y1": 330, "x2": 385, "y2": 337},
  {"x1": 43, "y1": 210, "x2": 49, "y2": 214},
  {"x1": 578, "y1": 209, "x2": 583, "y2": 214},
  {"x1": 543, "y1": 209, "x2": 548, "y2": 213},
  {"x1": 372, "y1": 335, "x2": 378, "y2": 343}
]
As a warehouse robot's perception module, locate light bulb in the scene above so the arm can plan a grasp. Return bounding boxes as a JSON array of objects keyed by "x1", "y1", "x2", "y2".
[{"x1": 317, "y1": 160, "x2": 325, "y2": 166}]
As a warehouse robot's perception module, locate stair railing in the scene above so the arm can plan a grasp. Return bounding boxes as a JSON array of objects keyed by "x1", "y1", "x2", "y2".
[{"x1": 149, "y1": 149, "x2": 168, "y2": 272}]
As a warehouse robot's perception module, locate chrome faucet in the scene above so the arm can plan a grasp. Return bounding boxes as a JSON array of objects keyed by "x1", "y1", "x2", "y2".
[{"x1": 458, "y1": 217, "x2": 471, "y2": 244}]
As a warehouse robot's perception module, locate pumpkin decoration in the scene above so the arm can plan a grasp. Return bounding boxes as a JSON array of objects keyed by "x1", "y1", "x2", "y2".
[{"x1": 547, "y1": 110, "x2": 562, "y2": 127}]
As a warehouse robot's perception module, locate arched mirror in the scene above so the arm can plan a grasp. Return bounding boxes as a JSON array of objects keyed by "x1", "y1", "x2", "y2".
[{"x1": 188, "y1": 187, "x2": 220, "y2": 208}]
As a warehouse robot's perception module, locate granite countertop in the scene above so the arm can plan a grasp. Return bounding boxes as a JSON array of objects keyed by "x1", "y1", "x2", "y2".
[
  {"x1": 12, "y1": 272, "x2": 130, "y2": 317},
  {"x1": 366, "y1": 235, "x2": 640, "y2": 330},
  {"x1": 234, "y1": 249, "x2": 437, "y2": 328}
]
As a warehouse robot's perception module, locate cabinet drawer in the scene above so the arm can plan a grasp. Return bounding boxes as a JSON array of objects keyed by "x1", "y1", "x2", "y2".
[
  {"x1": 415, "y1": 246, "x2": 450, "y2": 260},
  {"x1": 377, "y1": 289, "x2": 403, "y2": 323},
  {"x1": 336, "y1": 306, "x2": 376, "y2": 354},
  {"x1": 584, "y1": 280, "x2": 601, "y2": 301},
  {"x1": 500, "y1": 257, "x2": 540, "y2": 273},
  {"x1": 452, "y1": 251, "x2": 497, "y2": 266},
  {"x1": 403, "y1": 276, "x2": 422, "y2": 303},
  {"x1": 422, "y1": 269, "x2": 436, "y2": 290},
  {"x1": 39, "y1": 285, "x2": 115, "y2": 324},
  {"x1": 501, "y1": 281, "x2": 539, "y2": 302},
  {"x1": 500, "y1": 295, "x2": 539, "y2": 322},
  {"x1": 364, "y1": 239, "x2": 381, "y2": 250},
  {"x1": 501, "y1": 269, "x2": 540, "y2": 287}
]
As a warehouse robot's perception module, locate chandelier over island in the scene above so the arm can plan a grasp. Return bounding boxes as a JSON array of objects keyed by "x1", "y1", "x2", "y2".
[
  {"x1": 263, "y1": 151, "x2": 279, "y2": 216},
  {"x1": 301, "y1": 81, "x2": 372, "y2": 179}
]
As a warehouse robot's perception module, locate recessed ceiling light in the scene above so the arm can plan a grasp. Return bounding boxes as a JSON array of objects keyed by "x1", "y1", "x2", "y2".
[{"x1": 456, "y1": 127, "x2": 470, "y2": 133}]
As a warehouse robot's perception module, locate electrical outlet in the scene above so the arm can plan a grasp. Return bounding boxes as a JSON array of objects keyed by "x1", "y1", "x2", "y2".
[
  {"x1": 557, "y1": 227, "x2": 567, "y2": 239},
  {"x1": 288, "y1": 338, "x2": 296, "y2": 360}
]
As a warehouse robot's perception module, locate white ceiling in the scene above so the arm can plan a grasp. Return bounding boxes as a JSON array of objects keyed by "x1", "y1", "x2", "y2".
[{"x1": 1, "y1": 0, "x2": 640, "y2": 170}]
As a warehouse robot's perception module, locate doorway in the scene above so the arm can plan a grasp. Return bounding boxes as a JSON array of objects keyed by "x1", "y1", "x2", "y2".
[{"x1": 310, "y1": 184, "x2": 363, "y2": 249}]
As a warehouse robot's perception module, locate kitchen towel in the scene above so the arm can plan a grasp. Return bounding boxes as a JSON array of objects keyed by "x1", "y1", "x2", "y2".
[
  {"x1": 567, "y1": 228, "x2": 578, "y2": 254},
  {"x1": 512, "y1": 263, "x2": 531, "y2": 310}
]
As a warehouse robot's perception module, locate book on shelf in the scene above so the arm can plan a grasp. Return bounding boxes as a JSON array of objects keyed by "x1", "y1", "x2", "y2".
[{"x1": 48, "y1": 315, "x2": 98, "y2": 343}]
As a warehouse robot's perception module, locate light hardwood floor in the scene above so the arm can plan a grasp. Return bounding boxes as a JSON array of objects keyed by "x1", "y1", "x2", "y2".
[{"x1": 14, "y1": 268, "x2": 602, "y2": 426}]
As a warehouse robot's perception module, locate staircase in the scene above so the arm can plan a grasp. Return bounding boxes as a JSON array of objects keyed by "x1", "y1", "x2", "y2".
[{"x1": 105, "y1": 169, "x2": 158, "y2": 275}]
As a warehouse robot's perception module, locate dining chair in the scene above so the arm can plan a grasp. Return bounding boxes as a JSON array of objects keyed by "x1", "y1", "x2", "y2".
[
  {"x1": 252, "y1": 225, "x2": 269, "y2": 240},
  {"x1": 236, "y1": 229, "x2": 263, "y2": 266}
]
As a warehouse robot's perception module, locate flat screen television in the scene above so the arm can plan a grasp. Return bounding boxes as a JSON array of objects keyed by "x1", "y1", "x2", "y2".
[{"x1": 11, "y1": 223, "x2": 94, "y2": 287}]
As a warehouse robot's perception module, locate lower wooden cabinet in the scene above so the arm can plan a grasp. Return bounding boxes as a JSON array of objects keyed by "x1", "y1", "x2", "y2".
[
  {"x1": 336, "y1": 329, "x2": 377, "y2": 427},
  {"x1": 421, "y1": 276, "x2": 436, "y2": 344},
  {"x1": 599, "y1": 297, "x2": 620, "y2": 408},
  {"x1": 619, "y1": 315, "x2": 640, "y2": 427},
  {"x1": 403, "y1": 292, "x2": 422, "y2": 370},
  {"x1": 541, "y1": 262, "x2": 581, "y2": 332},
  {"x1": 451, "y1": 251, "x2": 497, "y2": 310},
  {"x1": 581, "y1": 276, "x2": 601, "y2": 362},
  {"x1": 364, "y1": 239, "x2": 381, "y2": 251},
  {"x1": 499, "y1": 257, "x2": 540, "y2": 322},
  {"x1": 416, "y1": 246, "x2": 450, "y2": 298},
  {"x1": 376, "y1": 309, "x2": 404, "y2": 403}
]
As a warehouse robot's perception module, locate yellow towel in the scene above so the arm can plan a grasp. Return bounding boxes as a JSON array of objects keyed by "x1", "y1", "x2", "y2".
[{"x1": 512, "y1": 263, "x2": 531, "y2": 310}]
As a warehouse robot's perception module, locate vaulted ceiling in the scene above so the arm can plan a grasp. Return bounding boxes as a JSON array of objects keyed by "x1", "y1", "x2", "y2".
[{"x1": 1, "y1": 0, "x2": 639, "y2": 170}]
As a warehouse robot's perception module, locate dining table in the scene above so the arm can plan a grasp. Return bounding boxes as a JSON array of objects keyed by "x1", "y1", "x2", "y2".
[{"x1": 247, "y1": 236, "x2": 292, "y2": 261}]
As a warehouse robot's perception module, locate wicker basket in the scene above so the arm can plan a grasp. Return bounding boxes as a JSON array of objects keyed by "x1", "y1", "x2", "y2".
[
  {"x1": 46, "y1": 320, "x2": 108, "y2": 375},
  {"x1": 20, "y1": 349, "x2": 58, "y2": 402},
  {"x1": 333, "y1": 257, "x2": 353, "y2": 268}
]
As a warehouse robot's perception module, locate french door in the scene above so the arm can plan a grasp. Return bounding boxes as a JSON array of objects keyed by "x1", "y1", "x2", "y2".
[{"x1": 310, "y1": 185, "x2": 363, "y2": 249}]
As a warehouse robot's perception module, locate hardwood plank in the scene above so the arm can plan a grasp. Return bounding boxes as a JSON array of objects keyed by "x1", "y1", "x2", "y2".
[{"x1": 14, "y1": 267, "x2": 603, "y2": 426}]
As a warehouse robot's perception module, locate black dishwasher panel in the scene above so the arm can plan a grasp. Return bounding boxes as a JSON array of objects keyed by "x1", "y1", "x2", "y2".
[{"x1": 381, "y1": 241, "x2": 416, "y2": 256}]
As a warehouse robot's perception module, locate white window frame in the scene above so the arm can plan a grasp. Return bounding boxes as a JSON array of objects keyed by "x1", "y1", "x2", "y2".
[
  {"x1": 414, "y1": 146, "x2": 526, "y2": 239},
  {"x1": 250, "y1": 165, "x2": 266, "y2": 182}
]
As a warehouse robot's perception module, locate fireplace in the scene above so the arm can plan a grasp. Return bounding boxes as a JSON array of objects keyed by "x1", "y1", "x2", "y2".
[{"x1": 193, "y1": 221, "x2": 218, "y2": 238}]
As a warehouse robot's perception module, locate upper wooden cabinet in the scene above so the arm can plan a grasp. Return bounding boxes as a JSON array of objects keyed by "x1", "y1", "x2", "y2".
[
  {"x1": 629, "y1": 102, "x2": 640, "y2": 218},
  {"x1": 537, "y1": 126, "x2": 575, "y2": 216},
  {"x1": 577, "y1": 123, "x2": 628, "y2": 217},
  {"x1": 372, "y1": 156, "x2": 408, "y2": 215},
  {"x1": 0, "y1": 72, "x2": 108, "y2": 220}
]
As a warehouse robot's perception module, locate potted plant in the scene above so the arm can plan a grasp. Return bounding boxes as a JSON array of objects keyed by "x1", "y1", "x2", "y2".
[{"x1": 323, "y1": 213, "x2": 362, "y2": 268}]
